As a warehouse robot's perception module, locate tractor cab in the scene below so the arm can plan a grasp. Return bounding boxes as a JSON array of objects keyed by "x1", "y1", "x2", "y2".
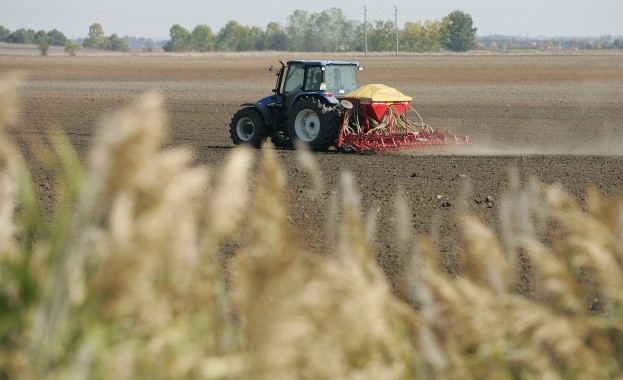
[
  {"x1": 267, "y1": 60, "x2": 361, "y2": 131},
  {"x1": 277, "y1": 60, "x2": 360, "y2": 106}
]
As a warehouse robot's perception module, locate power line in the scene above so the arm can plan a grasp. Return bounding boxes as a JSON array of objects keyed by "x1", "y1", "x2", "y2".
[
  {"x1": 394, "y1": 6, "x2": 398, "y2": 55},
  {"x1": 364, "y1": 5, "x2": 367, "y2": 56}
]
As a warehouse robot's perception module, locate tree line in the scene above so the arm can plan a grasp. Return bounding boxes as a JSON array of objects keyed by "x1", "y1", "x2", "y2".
[
  {"x1": 478, "y1": 34, "x2": 623, "y2": 50},
  {"x1": 0, "y1": 23, "x2": 130, "y2": 53},
  {"x1": 0, "y1": 8, "x2": 478, "y2": 54},
  {"x1": 164, "y1": 8, "x2": 477, "y2": 53},
  {"x1": 0, "y1": 26, "x2": 67, "y2": 46}
]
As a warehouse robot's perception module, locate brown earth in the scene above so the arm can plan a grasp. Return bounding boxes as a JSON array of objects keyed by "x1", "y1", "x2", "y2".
[{"x1": 2, "y1": 49, "x2": 623, "y2": 284}]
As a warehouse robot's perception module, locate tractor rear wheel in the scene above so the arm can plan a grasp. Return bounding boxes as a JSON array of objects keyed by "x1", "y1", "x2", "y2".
[
  {"x1": 229, "y1": 107, "x2": 268, "y2": 148},
  {"x1": 288, "y1": 97, "x2": 340, "y2": 151}
]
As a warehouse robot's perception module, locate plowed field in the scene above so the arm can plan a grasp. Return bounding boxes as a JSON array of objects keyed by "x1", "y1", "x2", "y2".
[{"x1": 3, "y1": 49, "x2": 623, "y2": 282}]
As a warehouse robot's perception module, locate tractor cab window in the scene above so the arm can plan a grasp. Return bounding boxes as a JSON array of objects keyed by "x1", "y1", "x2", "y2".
[
  {"x1": 325, "y1": 65, "x2": 359, "y2": 97},
  {"x1": 283, "y1": 64, "x2": 305, "y2": 94},
  {"x1": 303, "y1": 66, "x2": 323, "y2": 91}
]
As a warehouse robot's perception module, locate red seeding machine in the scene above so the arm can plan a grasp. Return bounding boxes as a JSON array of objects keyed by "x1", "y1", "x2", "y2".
[
  {"x1": 230, "y1": 60, "x2": 469, "y2": 153},
  {"x1": 338, "y1": 84, "x2": 469, "y2": 153}
]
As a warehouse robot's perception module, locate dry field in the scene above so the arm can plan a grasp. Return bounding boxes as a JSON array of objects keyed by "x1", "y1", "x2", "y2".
[
  {"x1": 3, "y1": 46, "x2": 623, "y2": 378},
  {"x1": 2, "y1": 49, "x2": 623, "y2": 281}
]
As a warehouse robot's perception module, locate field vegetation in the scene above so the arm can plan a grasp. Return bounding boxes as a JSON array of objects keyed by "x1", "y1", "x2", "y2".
[{"x1": 1, "y1": 71, "x2": 623, "y2": 378}]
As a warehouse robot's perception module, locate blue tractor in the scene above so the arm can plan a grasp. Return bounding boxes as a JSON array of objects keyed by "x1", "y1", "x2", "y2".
[{"x1": 229, "y1": 60, "x2": 362, "y2": 151}]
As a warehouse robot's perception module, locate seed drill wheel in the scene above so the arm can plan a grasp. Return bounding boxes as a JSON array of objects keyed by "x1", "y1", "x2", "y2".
[
  {"x1": 338, "y1": 143, "x2": 354, "y2": 153},
  {"x1": 229, "y1": 107, "x2": 268, "y2": 148},
  {"x1": 270, "y1": 131, "x2": 293, "y2": 149},
  {"x1": 288, "y1": 97, "x2": 340, "y2": 151}
]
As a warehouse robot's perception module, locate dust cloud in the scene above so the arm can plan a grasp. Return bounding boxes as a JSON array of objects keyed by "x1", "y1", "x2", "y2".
[{"x1": 402, "y1": 121, "x2": 623, "y2": 157}]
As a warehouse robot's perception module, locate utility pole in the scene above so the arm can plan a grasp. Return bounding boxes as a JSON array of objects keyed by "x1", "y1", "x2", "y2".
[
  {"x1": 364, "y1": 6, "x2": 368, "y2": 56},
  {"x1": 394, "y1": 6, "x2": 398, "y2": 55}
]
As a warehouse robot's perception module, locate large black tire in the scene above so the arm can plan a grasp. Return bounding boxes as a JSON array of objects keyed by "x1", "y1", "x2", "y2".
[
  {"x1": 229, "y1": 107, "x2": 268, "y2": 148},
  {"x1": 287, "y1": 97, "x2": 340, "y2": 151}
]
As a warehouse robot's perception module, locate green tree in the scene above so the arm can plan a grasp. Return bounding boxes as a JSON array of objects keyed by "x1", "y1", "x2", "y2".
[
  {"x1": 303, "y1": 12, "x2": 330, "y2": 51},
  {"x1": 442, "y1": 10, "x2": 477, "y2": 52},
  {"x1": 38, "y1": 41, "x2": 50, "y2": 56},
  {"x1": 337, "y1": 17, "x2": 360, "y2": 52},
  {"x1": 7, "y1": 28, "x2": 35, "y2": 44},
  {"x1": 284, "y1": 8, "x2": 361, "y2": 52},
  {"x1": 191, "y1": 24, "x2": 215, "y2": 52},
  {"x1": 402, "y1": 19, "x2": 446, "y2": 52},
  {"x1": 47, "y1": 29, "x2": 67, "y2": 46},
  {"x1": 0, "y1": 26, "x2": 10, "y2": 42},
  {"x1": 402, "y1": 21, "x2": 435, "y2": 52},
  {"x1": 350, "y1": 22, "x2": 368, "y2": 52},
  {"x1": 217, "y1": 20, "x2": 252, "y2": 51},
  {"x1": 264, "y1": 22, "x2": 287, "y2": 51},
  {"x1": 83, "y1": 23, "x2": 107, "y2": 49},
  {"x1": 163, "y1": 24, "x2": 191, "y2": 52},
  {"x1": 433, "y1": 18, "x2": 451, "y2": 50},
  {"x1": 34, "y1": 30, "x2": 49, "y2": 44},
  {"x1": 310, "y1": 10, "x2": 331, "y2": 51},
  {"x1": 108, "y1": 34, "x2": 130, "y2": 52},
  {"x1": 64, "y1": 43, "x2": 81, "y2": 56},
  {"x1": 315, "y1": 8, "x2": 350, "y2": 52},
  {"x1": 368, "y1": 20, "x2": 395, "y2": 52},
  {"x1": 286, "y1": 10, "x2": 311, "y2": 51},
  {"x1": 249, "y1": 26, "x2": 266, "y2": 51},
  {"x1": 402, "y1": 22, "x2": 424, "y2": 52}
]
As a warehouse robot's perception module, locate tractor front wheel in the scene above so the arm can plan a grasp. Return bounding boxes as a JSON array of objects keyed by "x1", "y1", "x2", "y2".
[
  {"x1": 288, "y1": 97, "x2": 340, "y2": 151},
  {"x1": 229, "y1": 107, "x2": 268, "y2": 148}
]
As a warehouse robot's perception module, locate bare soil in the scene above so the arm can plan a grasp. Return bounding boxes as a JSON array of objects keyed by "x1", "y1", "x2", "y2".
[{"x1": 3, "y1": 49, "x2": 623, "y2": 283}]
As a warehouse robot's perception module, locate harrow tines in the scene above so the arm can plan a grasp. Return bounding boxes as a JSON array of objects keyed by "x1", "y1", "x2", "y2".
[{"x1": 341, "y1": 129, "x2": 470, "y2": 154}]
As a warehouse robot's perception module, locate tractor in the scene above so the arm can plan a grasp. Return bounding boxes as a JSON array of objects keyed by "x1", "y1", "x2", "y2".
[
  {"x1": 230, "y1": 60, "x2": 360, "y2": 151},
  {"x1": 229, "y1": 60, "x2": 469, "y2": 153}
]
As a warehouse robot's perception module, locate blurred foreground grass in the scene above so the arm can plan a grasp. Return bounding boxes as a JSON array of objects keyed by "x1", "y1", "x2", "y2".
[{"x1": 1, "y1": 74, "x2": 623, "y2": 379}]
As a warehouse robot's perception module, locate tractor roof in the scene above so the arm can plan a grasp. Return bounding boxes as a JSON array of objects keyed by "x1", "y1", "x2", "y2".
[{"x1": 287, "y1": 60, "x2": 360, "y2": 66}]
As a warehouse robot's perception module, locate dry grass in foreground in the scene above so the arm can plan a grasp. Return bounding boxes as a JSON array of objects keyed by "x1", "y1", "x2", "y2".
[{"x1": 1, "y1": 73, "x2": 623, "y2": 379}]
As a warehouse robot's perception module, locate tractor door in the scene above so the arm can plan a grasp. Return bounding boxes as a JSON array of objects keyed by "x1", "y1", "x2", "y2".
[{"x1": 282, "y1": 63, "x2": 306, "y2": 115}]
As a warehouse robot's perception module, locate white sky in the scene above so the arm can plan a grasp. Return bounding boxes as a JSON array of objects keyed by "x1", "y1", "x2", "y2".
[{"x1": 0, "y1": 0, "x2": 621, "y2": 40}]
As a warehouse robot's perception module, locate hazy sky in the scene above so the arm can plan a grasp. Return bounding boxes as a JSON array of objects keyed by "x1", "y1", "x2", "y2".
[{"x1": 1, "y1": 0, "x2": 621, "y2": 40}]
